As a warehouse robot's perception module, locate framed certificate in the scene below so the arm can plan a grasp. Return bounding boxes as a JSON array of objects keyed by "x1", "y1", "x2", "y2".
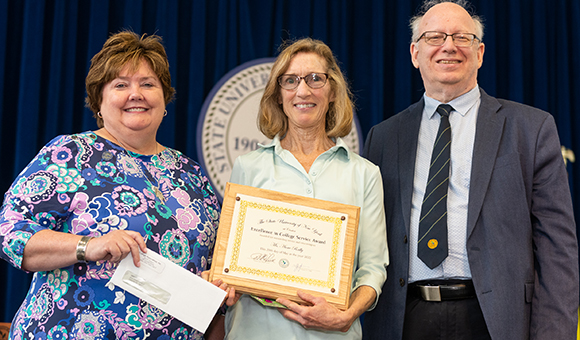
[{"x1": 209, "y1": 183, "x2": 360, "y2": 310}]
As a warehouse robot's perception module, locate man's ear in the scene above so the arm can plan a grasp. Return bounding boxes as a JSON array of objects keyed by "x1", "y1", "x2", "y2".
[{"x1": 410, "y1": 42, "x2": 420, "y2": 69}]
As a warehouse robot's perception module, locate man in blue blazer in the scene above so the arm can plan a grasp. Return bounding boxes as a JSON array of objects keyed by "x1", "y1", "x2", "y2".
[{"x1": 362, "y1": 1, "x2": 578, "y2": 339}]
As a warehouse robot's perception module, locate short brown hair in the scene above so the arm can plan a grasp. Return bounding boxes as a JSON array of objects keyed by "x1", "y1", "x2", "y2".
[
  {"x1": 259, "y1": 38, "x2": 354, "y2": 139},
  {"x1": 85, "y1": 30, "x2": 176, "y2": 128}
]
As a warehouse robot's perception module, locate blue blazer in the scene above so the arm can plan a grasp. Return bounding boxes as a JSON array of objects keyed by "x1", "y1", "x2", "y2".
[{"x1": 362, "y1": 89, "x2": 578, "y2": 339}]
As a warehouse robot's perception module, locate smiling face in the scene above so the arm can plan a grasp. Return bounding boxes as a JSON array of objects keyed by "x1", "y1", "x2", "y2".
[
  {"x1": 100, "y1": 59, "x2": 165, "y2": 139},
  {"x1": 280, "y1": 52, "x2": 335, "y2": 133},
  {"x1": 410, "y1": 2, "x2": 485, "y2": 102}
]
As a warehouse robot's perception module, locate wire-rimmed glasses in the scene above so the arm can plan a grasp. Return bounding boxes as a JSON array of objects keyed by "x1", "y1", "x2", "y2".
[{"x1": 277, "y1": 73, "x2": 329, "y2": 90}]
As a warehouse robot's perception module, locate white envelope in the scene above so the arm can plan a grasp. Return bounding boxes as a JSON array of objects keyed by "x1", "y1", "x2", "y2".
[{"x1": 109, "y1": 249, "x2": 227, "y2": 333}]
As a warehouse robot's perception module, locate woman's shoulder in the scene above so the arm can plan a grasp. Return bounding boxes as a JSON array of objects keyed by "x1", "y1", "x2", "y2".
[
  {"x1": 348, "y1": 151, "x2": 381, "y2": 174},
  {"x1": 41, "y1": 131, "x2": 102, "y2": 150},
  {"x1": 20, "y1": 132, "x2": 97, "y2": 168},
  {"x1": 229, "y1": 147, "x2": 274, "y2": 183},
  {"x1": 161, "y1": 147, "x2": 216, "y2": 183},
  {"x1": 235, "y1": 146, "x2": 273, "y2": 164},
  {"x1": 162, "y1": 147, "x2": 202, "y2": 169},
  {"x1": 335, "y1": 139, "x2": 380, "y2": 173}
]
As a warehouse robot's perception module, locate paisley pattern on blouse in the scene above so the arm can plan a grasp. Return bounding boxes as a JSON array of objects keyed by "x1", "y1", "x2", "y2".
[{"x1": 0, "y1": 132, "x2": 220, "y2": 340}]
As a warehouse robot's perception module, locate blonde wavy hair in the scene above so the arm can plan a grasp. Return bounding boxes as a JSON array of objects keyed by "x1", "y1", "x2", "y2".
[{"x1": 259, "y1": 38, "x2": 353, "y2": 139}]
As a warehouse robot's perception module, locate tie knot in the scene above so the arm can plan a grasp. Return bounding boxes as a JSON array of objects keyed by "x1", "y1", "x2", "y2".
[{"x1": 437, "y1": 104, "x2": 454, "y2": 117}]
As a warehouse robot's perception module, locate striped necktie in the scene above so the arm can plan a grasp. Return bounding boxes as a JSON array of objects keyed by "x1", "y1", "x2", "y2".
[{"x1": 418, "y1": 104, "x2": 453, "y2": 269}]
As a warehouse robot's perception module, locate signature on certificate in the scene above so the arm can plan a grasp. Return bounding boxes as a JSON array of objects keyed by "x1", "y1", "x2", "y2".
[
  {"x1": 250, "y1": 253, "x2": 276, "y2": 263},
  {"x1": 293, "y1": 263, "x2": 320, "y2": 273}
]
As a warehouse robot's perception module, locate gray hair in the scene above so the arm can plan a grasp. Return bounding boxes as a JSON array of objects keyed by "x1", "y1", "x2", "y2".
[{"x1": 409, "y1": 0, "x2": 484, "y2": 42}]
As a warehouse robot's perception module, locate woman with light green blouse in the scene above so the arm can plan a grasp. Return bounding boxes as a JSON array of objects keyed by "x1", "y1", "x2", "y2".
[{"x1": 224, "y1": 37, "x2": 389, "y2": 340}]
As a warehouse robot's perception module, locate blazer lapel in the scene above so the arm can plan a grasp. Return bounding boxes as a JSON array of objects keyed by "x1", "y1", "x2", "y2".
[
  {"x1": 466, "y1": 90, "x2": 505, "y2": 238},
  {"x1": 399, "y1": 99, "x2": 424, "y2": 233}
]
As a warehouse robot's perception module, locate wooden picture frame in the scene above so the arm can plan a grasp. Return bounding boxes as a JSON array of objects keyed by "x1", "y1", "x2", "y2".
[{"x1": 209, "y1": 183, "x2": 360, "y2": 310}]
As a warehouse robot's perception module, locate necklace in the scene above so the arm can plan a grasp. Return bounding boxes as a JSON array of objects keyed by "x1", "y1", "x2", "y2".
[{"x1": 109, "y1": 133, "x2": 166, "y2": 203}]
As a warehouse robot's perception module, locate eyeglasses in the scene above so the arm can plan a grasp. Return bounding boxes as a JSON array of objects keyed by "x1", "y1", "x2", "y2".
[
  {"x1": 277, "y1": 73, "x2": 329, "y2": 90},
  {"x1": 417, "y1": 31, "x2": 480, "y2": 47}
]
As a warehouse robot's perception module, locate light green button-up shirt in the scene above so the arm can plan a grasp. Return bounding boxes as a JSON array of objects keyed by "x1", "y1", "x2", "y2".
[{"x1": 224, "y1": 136, "x2": 389, "y2": 340}]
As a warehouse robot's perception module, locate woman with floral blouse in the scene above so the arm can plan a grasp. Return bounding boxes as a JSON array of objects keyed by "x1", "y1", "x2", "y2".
[{"x1": 0, "y1": 30, "x2": 232, "y2": 340}]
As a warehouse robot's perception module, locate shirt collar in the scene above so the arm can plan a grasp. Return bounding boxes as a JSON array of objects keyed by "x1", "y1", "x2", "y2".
[
  {"x1": 260, "y1": 134, "x2": 351, "y2": 160},
  {"x1": 423, "y1": 85, "x2": 481, "y2": 119},
  {"x1": 330, "y1": 137, "x2": 351, "y2": 160}
]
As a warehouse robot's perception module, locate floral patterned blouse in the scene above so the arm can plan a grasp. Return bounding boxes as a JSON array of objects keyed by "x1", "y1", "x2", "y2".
[{"x1": 0, "y1": 132, "x2": 221, "y2": 340}]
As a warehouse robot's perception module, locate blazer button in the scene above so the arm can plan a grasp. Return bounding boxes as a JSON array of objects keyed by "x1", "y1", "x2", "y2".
[
  {"x1": 399, "y1": 278, "x2": 405, "y2": 287},
  {"x1": 404, "y1": 235, "x2": 408, "y2": 243}
]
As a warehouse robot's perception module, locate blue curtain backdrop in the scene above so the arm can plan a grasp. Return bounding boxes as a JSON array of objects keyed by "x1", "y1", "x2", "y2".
[{"x1": 1, "y1": 0, "x2": 579, "y2": 322}]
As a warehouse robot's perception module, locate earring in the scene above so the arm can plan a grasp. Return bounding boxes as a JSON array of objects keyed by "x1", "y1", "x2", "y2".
[
  {"x1": 97, "y1": 112, "x2": 102, "y2": 118},
  {"x1": 164, "y1": 110, "x2": 168, "y2": 116}
]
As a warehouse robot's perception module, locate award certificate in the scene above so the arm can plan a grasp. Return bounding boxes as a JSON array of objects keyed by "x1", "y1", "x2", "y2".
[{"x1": 210, "y1": 183, "x2": 360, "y2": 310}]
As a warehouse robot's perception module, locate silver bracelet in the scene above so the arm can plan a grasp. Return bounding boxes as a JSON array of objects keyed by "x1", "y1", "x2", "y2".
[{"x1": 76, "y1": 236, "x2": 93, "y2": 263}]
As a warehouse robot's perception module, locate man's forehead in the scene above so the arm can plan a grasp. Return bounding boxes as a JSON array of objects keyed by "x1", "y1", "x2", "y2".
[{"x1": 421, "y1": 3, "x2": 475, "y2": 31}]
